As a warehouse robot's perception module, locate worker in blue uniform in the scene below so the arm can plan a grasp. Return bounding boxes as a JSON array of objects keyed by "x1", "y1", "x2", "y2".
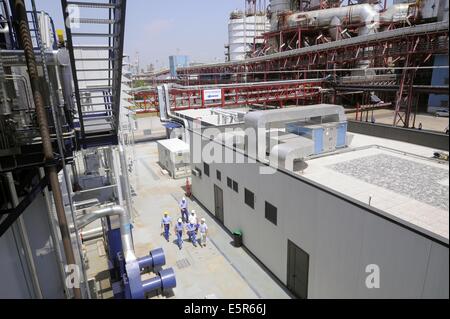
[
  {"x1": 180, "y1": 197, "x2": 189, "y2": 222},
  {"x1": 174, "y1": 218, "x2": 184, "y2": 250},
  {"x1": 161, "y1": 212, "x2": 172, "y2": 242},
  {"x1": 186, "y1": 221, "x2": 198, "y2": 247}
]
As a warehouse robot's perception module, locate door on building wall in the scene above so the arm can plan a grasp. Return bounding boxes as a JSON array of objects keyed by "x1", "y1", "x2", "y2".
[
  {"x1": 214, "y1": 185, "x2": 224, "y2": 224},
  {"x1": 287, "y1": 240, "x2": 309, "y2": 299}
]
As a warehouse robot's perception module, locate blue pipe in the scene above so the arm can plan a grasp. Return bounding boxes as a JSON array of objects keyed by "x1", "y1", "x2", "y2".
[
  {"x1": 142, "y1": 268, "x2": 177, "y2": 294},
  {"x1": 138, "y1": 248, "x2": 166, "y2": 270}
]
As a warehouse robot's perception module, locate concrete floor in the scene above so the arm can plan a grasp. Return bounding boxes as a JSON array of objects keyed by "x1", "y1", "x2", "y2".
[{"x1": 131, "y1": 142, "x2": 291, "y2": 299}]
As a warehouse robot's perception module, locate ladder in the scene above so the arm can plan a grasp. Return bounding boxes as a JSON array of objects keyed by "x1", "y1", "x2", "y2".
[{"x1": 61, "y1": 0, "x2": 127, "y2": 148}]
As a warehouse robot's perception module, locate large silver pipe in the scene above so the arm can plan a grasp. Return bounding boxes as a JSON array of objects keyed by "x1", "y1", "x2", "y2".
[
  {"x1": 282, "y1": 3, "x2": 414, "y2": 35},
  {"x1": 6, "y1": 172, "x2": 43, "y2": 299},
  {"x1": 0, "y1": 49, "x2": 61, "y2": 66},
  {"x1": 285, "y1": 4, "x2": 378, "y2": 35},
  {"x1": 80, "y1": 227, "x2": 104, "y2": 242},
  {"x1": 76, "y1": 205, "x2": 136, "y2": 263},
  {"x1": 159, "y1": 84, "x2": 191, "y2": 146}
]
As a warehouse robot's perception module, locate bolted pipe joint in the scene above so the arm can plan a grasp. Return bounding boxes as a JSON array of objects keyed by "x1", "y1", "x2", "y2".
[
  {"x1": 141, "y1": 268, "x2": 177, "y2": 295},
  {"x1": 138, "y1": 248, "x2": 166, "y2": 270},
  {"x1": 125, "y1": 260, "x2": 176, "y2": 299}
]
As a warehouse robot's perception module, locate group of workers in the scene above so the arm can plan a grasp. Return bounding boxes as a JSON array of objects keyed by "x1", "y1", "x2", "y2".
[{"x1": 161, "y1": 197, "x2": 208, "y2": 250}]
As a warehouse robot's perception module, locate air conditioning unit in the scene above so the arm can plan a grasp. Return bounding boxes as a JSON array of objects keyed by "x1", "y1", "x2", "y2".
[{"x1": 192, "y1": 168, "x2": 202, "y2": 178}]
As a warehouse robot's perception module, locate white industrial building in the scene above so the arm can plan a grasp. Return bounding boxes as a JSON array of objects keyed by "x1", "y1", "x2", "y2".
[{"x1": 173, "y1": 105, "x2": 449, "y2": 299}]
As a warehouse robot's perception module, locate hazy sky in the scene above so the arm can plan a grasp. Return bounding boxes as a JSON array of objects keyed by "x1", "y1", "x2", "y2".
[{"x1": 34, "y1": 0, "x2": 245, "y2": 70}]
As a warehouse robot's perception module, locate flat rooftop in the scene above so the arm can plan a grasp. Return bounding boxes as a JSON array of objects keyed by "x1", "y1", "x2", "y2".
[
  {"x1": 302, "y1": 133, "x2": 449, "y2": 241},
  {"x1": 176, "y1": 108, "x2": 249, "y2": 126}
]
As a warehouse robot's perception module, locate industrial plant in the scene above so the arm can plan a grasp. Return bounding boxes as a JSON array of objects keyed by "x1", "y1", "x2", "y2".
[{"x1": 0, "y1": 0, "x2": 448, "y2": 301}]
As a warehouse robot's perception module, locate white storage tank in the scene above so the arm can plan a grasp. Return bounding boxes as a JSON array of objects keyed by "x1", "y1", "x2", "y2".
[
  {"x1": 157, "y1": 139, "x2": 191, "y2": 179},
  {"x1": 228, "y1": 11, "x2": 270, "y2": 61}
]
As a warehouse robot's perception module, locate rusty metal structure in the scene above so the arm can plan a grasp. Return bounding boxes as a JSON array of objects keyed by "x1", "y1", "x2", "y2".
[
  {"x1": 134, "y1": 0, "x2": 449, "y2": 128},
  {"x1": 132, "y1": 79, "x2": 325, "y2": 114}
]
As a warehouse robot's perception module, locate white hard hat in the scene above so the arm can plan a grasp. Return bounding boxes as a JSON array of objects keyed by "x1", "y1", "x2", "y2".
[
  {"x1": 182, "y1": 197, "x2": 186, "y2": 201},
  {"x1": 201, "y1": 218, "x2": 206, "y2": 223},
  {"x1": 178, "y1": 218, "x2": 182, "y2": 223},
  {"x1": 191, "y1": 210, "x2": 196, "y2": 214}
]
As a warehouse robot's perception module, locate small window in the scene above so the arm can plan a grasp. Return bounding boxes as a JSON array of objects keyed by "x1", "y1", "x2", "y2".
[
  {"x1": 204, "y1": 163, "x2": 210, "y2": 177},
  {"x1": 233, "y1": 181, "x2": 239, "y2": 193},
  {"x1": 227, "y1": 177, "x2": 232, "y2": 188},
  {"x1": 216, "y1": 170, "x2": 222, "y2": 181},
  {"x1": 245, "y1": 189, "x2": 254, "y2": 209},
  {"x1": 265, "y1": 201, "x2": 277, "y2": 226}
]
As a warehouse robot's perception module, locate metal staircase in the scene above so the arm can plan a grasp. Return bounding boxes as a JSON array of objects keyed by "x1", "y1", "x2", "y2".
[{"x1": 61, "y1": 0, "x2": 127, "y2": 148}]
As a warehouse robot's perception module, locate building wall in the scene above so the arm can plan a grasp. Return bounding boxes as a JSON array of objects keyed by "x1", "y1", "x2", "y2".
[
  {"x1": 190, "y1": 137, "x2": 449, "y2": 298},
  {"x1": 0, "y1": 194, "x2": 66, "y2": 299}
]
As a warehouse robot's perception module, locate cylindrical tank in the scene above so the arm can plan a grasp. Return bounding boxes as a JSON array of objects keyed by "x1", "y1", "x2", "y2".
[
  {"x1": 228, "y1": 13, "x2": 270, "y2": 61},
  {"x1": 270, "y1": 0, "x2": 291, "y2": 30},
  {"x1": 270, "y1": 0, "x2": 291, "y2": 13}
]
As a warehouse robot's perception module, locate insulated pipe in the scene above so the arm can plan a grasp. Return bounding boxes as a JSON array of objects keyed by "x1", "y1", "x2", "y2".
[
  {"x1": 76, "y1": 205, "x2": 136, "y2": 263},
  {"x1": 0, "y1": 49, "x2": 61, "y2": 66},
  {"x1": 284, "y1": 3, "x2": 413, "y2": 35},
  {"x1": 13, "y1": 0, "x2": 81, "y2": 299},
  {"x1": 285, "y1": 4, "x2": 379, "y2": 35},
  {"x1": 80, "y1": 227, "x2": 104, "y2": 242},
  {"x1": 159, "y1": 84, "x2": 191, "y2": 146}
]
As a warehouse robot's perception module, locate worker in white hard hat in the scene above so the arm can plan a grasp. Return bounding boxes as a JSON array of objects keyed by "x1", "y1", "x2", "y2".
[
  {"x1": 180, "y1": 197, "x2": 188, "y2": 222},
  {"x1": 186, "y1": 220, "x2": 198, "y2": 247},
  {"x1": 198, "y1": 218, "x2": 208, "y2": 247},
  {"x1": 188, "y1": 210, "x2": 199, "y2": 233},
  {"x1": 160, "y1": 212, "x2": 172, "y2": 242},
  {"x1": 174, "y1": 218, "x2": 184, "y2": 249}
]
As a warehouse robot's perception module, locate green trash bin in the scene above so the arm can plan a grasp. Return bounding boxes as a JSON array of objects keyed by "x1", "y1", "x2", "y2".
[{"x1": 232, "y1": 230, "x2": 243, "y2": 248}]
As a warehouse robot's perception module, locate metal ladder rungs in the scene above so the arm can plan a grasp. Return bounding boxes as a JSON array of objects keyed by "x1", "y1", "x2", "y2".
[
  {"x1": 83, "y1": 116, "x2": 114, "y2": 121},
  {"x1": 73, "y1": 45, "x2": 114, "y2": 50},
  {"x1": 72, "y1": 32, "x2": 117, "y2": 38},
  {"x1": 77, "y1": 68, "x2": 113, "y2": 72},
  {"x1": 80, "y1": 94, "x2": 113, "y2": 99},
  {"x1": 81, "y1": 110, "x2": 113, "y2": 114},
  {"x1": 81, "y1": 102, "x2": 113, "y2": 107},
  {"x1": 79, "y1": 86, "x2": 112, "y2": 92},
  {"x1": 70, "y1": 18, "x2": 115, "y2": 25},
  {"x1": 78, "y1": 78, "x2": 112, "y2": 82},
  {"x1": 75, "y1": 57, "x2": 117, "y2": 62},
  {"x1": 66, "y1": 1, "x2": 118, "y2": 9}
]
